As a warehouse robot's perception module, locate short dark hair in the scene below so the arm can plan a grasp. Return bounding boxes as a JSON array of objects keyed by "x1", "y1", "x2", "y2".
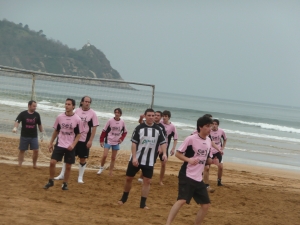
[
  {"x1": 203, "y1": 114, "x2": 212, "y2": 118},
  {"x1": 80, "y1": 96, "x2": 92, "y2": 107},
  {"x1": 114, "y1": 108, "x2": 122, "y2": 115},
  {"x1": 28, "y1": 100, "x2": 36, "y2": 106},
  {"x1": 66, "y1": 98, "x2": 76, "y2": 106},
  {"x1": 213, "y1": 119, "x2": 219, "y2": 125},
  {"x1": 155, "y1": 111, "x2": 163, "y2": 117},
  {"x1": 144, "y1": 108, "x2": 155, "y2": 115},
  {"x1": 162, "y1": 110, "x2": 171, "y2": 118},
  {"x1": 197, "y1": 116, "x2": 213, "y2": 132}
]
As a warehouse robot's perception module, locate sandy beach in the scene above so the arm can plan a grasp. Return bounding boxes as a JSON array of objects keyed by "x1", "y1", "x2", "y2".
[{"x1": 0, "y1": 135, "x2": 300, "y2": 225}]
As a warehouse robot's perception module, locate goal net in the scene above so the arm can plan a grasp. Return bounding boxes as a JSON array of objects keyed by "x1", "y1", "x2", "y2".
[{"x1": 0, "y1": 65, "x2": 155, "y2": 169}]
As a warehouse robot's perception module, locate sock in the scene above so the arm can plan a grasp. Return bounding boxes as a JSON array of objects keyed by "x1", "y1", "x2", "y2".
[
  {"x1": 49, "y1": 179, "x2": 54, "y2": 184},
  {"x1": 120, "y1": 192, "x2": 129, "y2": 203},
  {"x1": 80, "y1": 162, "x2": 86, "y2": 167},
  {"x1": 140, "y1": 197, "x2": 147, "y2": 208},
  {"x1": 218, "y1": 179, "x2": 221, "y2": 182}
]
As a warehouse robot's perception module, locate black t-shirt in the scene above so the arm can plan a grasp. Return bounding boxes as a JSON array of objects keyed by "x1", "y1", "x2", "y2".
[{"x1": 16, "y1": 110, "x2": 42, "y2": 138}]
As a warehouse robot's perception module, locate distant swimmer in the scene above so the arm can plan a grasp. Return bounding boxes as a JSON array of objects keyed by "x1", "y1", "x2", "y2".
[
  {"x1": 118, "y1": 108, "x2": 167, "y2": 209},
  {"x1": 166, "y1": 116, "x2": 213, "y2": 225},
  {"x1": 12, "y1": 100, "x2": 44, "y2": 168},
  {"x1": 97, "y1": 108, "x2": 127, "y2": 176}
]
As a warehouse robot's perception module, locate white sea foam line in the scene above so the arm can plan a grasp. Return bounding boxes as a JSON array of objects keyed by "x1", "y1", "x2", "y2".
[
  {"x1": 224, "y1": 129, "x2": 300, "y2": 143},
  {"x1": 224, "y1": 119, "x2": 300, "y2": 134},
  {"x1": 226, "y1": 147, "x2": 299, "y2": 156}
]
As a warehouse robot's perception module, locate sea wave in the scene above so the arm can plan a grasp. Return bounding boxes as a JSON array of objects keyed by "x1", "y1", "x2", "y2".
[
  {"x1": 226, "y1": 147, "x2": 299, "y2": 156},
  {"x1": 224, "y1": 119, "x2": 300, "y2": 134}
]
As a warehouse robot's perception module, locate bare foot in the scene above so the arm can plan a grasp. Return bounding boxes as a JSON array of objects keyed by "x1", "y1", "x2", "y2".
[
  {"x1": 141, "y1": 206, "x2": 150, "y2": 210},
  {"x1": 118, "y1": 201, "x2": 124, "y2": 205},
  {"x1": 159, "y1": 181, "x2": 164, "y2": 186},
  {"x1": 33, "y1": 165, "x2": 38, "y2": 169},
  {"x1": 109, "y1": 172, "x2": 113, "y2": 176}
]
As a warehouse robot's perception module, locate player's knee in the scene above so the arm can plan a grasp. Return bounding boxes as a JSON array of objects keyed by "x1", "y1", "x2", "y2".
[
  {"x1": 49, "y1": 159, "x2": 57, "y2": 166},
  {"x1": 201, "y1": 203, "x2": 210, "y2": 212},
  {"x1": 111, "y1": 156, "x2": 116, "y2": 161},
  {"x1": 218, "y1": 163, "x2": 223, "y2": 170},
  {"x1": 125, "y1": 176, "x2": 134, "y2": 183},
  {"x1": 79, "y1": 158, "x2": 86, "y2": 163},
  {"x1": 143, "y1": 178, "x2": 151, "y2": 185},
  {"x1": 204, "y1": 165, "x2": 210, "y2": 172}
]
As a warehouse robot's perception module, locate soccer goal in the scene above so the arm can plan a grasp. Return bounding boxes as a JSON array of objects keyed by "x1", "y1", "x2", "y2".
[{"x1": 0, "y1": 65, "x2": 155, "y2": 168}]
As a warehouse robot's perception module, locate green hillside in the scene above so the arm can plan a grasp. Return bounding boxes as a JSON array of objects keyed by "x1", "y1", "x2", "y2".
[{"x1": 0, "y1": 19, "x2": 123, "y2": 79}]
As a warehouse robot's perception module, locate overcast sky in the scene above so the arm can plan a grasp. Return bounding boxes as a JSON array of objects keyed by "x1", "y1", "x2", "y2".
[{"x1": 1, "y1": 0, "x2": 299, "y2": 107}]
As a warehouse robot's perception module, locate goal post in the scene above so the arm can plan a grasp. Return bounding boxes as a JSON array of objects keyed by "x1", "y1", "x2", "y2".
[{"x1": 0, "y1": 65, "x2": 155, "y2": 168}]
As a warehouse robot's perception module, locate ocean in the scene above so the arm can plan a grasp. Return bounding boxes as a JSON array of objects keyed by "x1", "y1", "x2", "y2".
[{"x1": 0, "y1": 75, "x2": 299, "y2": 172}]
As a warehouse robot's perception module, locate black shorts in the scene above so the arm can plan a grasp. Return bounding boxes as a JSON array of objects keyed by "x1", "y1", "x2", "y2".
[
  {"x1": 212, "y1": 152, "x2": 222, "y2": 163},
  {"x1": 177, "y1": 175, "x2": 210, "y2": 204},
  {"x1": 51, "y1": 146, "x2": 76, "y2": 164},
  {"x1": 75, "y1": 141, "x2": 90, "y2": 158},
  {"x1": 125, "y1": 161, "x2": 154, "y2": 179}
]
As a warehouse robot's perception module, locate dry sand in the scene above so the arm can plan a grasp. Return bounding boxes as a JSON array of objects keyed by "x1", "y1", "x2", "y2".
[{"x1": 0, "y1": 135, "x2": 300, "y2": 225}]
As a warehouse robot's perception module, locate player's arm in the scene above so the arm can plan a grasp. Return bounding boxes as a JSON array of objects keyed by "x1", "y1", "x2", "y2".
[
  {"x1": 175, "y1": 151, "x2": 198, "y2": 165},
  {"x1": 170, "y1": 139, "x2": 178, "y2": 156},
  {"x1": 48, "y1": 130, "x2": 58, "y2": 152},
  {"x1": 212, "y1": 141, "x2": 221, "y2": 152},
  {"x1": 86, "y1": 126, "x2": 97, "y2": 148},
  {"x1": 12, "y1": 121, "x2": 20, "y2": 133},
  {"x1": 221, "y1": 139, "x2": 227, "y2": 152},
  {"x1": 131, "y1": 142, "x2": 138, "y2": 167},
  {"x1": 68, "y1": 133, "x2": 81, "y2": 151}
]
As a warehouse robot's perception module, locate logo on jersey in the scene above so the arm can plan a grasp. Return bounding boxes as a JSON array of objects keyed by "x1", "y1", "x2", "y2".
[
  {"x1": 196, "y1": 149, "x2": 208, "y2": 157},
  {"x1": 142, "y1": 139, "x2": 156, "y2": 145}
]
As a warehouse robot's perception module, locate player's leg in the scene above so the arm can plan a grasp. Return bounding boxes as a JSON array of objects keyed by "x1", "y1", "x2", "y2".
[
  {"x1": 193, "y1": 181, "x2": 211, "y2": 224},
  {"x1": 159, "y1": 152, "x2": 167, "y2": 185},
  {"x1": 139, "y1": 165, "x2": 154, "y2": 209},
  {"x1": 118, "y1": 161, "x2": 139, "y2": 205},
  {"x1": 18, "y1": 137, "x2": 28, "y2": 166},
  {"x1": 97, "y1": 144, "x2": 110, "y2": 174},
  {"x1": 203, "y1": 165, "x2": 214, "y2": 193},
  {"x1": 166, "y1": 200, "x2": 186, "y2": 224},
  {"x1": 30, "y1": 137, "x2": 39, "y2": 168},
  {"x1": 194, "y1": 204, "x2": 210, "y2": 225},
  {"x1": 77, "y1": 142, "x2": 88, "y2": 183},
  {"x1": 109, "y1": 147, "x2": 119, "y2": 176},
  {"x1": 217, "y1": 154, "x2": 224, "y2": 186},
  {"x1": 54, "y1": 162, "x2": 66, "y2": 180},
  {"x1": 44, "y1": 146, "x2": 64, "y2": 189},
  {"x1": 62, "y1": 148, "x2": 76, "y2": 190}
]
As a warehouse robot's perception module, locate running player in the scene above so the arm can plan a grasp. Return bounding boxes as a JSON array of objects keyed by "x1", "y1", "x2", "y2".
[
  {"x1": 43, "y1": 98, "x2": 83, "y2": 190},
  {"x1": 166, "y1": 116, "x2": 213, "y2": 225},
  {"x1": 97, "y1": 108, "x2": 127, "y2": 176},
  {"x1": 118, "y1": 108, "x2": 167, "y2": 209},
  {"x1": 208, "y1": 119, "x2": 227, "y2": 186},
  {"x1": 160, "y1": 110, "x2": 178, "y2": 185},
  {"x1": 54, "y1": 96, "x2": 99, "y2": 183},
  {"x1": 12, "y1": 100, "x2": 44, "y2": 168},
  {"x1": 137, "y1": 110, "x2": 167, "y2": 183}
]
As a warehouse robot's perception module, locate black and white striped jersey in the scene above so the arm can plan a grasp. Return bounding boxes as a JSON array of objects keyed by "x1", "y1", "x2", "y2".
[{"x1": 131, "y1": 122, "x2": 166, "y2": 166}]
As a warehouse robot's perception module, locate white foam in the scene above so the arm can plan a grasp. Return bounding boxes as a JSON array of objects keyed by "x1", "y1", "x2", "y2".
[{"x1": 225, "y1": 119, "x2": 300, "y2": 134}]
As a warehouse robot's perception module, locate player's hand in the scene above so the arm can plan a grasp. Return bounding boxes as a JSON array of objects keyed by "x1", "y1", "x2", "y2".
[
  {"x1": 40, "y1": 132, "x2": 45, "y2": 142},
  {"x1": 162, "y1": 154, "x2": 168, "y2": 162},
  {"x1": 67, "y1": 144, "x2": 74, "y2": 151},
  {"x1": 100, "y1": 142, "x2": 104, "y2": 148},
  {"x1": 132, "y1": 158, "x2": 139, "y2": 167},
  {"x1": 86, "y1": 140, "x2": 92, "y2": 149},
  {"x1": 48, "y1": 143, "x2": 54, "y2": 153},
  {"x1": 170, "y1": 149, "x2": 175, "y2": 156},
  {"x1": 220, "y1": 150, "x2": 224, "y2": 155},
  {"x1": 118, "y1": 139, "x2": 123, "y2": 144},
  {"x1": 12, "y1": 127, "x2": 17, "y2": 133},
  {"x1": 188, "y1": 158, "x2": 199, "y2": 165}
]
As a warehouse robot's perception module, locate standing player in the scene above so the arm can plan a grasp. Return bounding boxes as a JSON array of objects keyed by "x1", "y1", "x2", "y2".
[
  {"x1": 166, "y1": 116, "x2": 213, "y2": 225},
  {"x1": 137, "y1": 110, "x2": 167, "y2": 183},
  {"x1": 12, "y1": 100, "x2": 44, "y2": 168},
  {"x1": 43, "y1": 98, "x2": 83, "y2": 190},
  {"x1": 208, "y1": 119, "x2": 227, "y2": 186},
  {"x1": 160, "y1": 110, "x2": 178, "y2": 185},
  {"x1": 97, "y1": 108, "x2": 127, "y2": 176},
  {"x1": 54, "y1": 96, "x2": 99, "y2": 183},
  {"x1": 118, "y1": 108, "x2": 167, "y2": 209}
]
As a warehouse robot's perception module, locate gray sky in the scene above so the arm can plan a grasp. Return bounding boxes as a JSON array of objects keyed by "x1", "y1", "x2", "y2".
[{"x1": 1, "y1": 0, "x2": 300, "y2": 107}]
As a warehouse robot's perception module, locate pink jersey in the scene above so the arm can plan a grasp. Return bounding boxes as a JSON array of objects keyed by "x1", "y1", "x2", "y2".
[
  {"x1": 191, "y1": 129, "x2": 213, "y2": 158},
  {"x1": 210, "y1": 128, "x2": 227, "y2": 154},
  {"x1": 177, "y1": 133, "x2": 211, "y2": 182},
  {"x1": 161, "y1": 121, "x2": 178, "y2": 150},
  {"x1": 53, "y1": 113, "x2": 83, "y2": 149},
  {"x1": 100, "y1": 118, "x2": 127, "y2": 145},
  {"x1": 75, "y1": 108, "x2": 99, "y2": 142}
]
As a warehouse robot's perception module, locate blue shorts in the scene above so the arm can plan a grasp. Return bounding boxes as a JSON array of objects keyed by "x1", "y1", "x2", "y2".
[
  {"x1": 104, "y1": 143, "x2": 120, "y2": 150},
  {"x1": 19, "y1": 137, "x2": 39, "y2": 151}
]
